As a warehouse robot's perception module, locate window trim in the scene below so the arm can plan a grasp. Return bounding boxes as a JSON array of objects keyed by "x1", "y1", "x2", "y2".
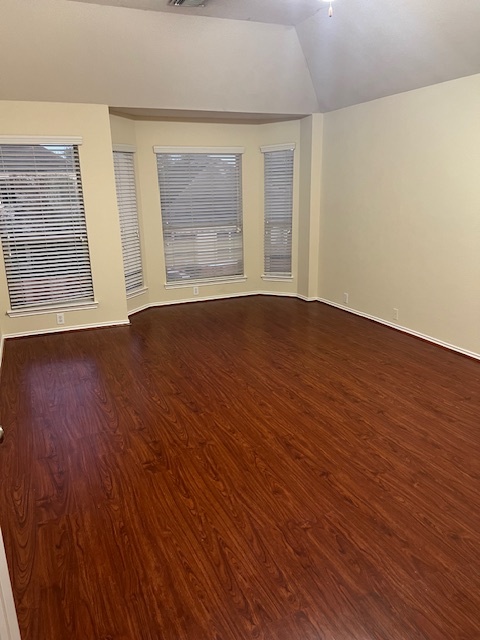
[
  {"x1": 113, "y1": 143, "x2": 136, "y2": 153},
  {"x1": 164, "y1": 276, "x2": 247, "y2": 290},
  {"x1": 127, "y1": 285, "x2": 148, "y2": 300},
  {"x1": 0, "y1": 140, "x2": 95, "y2": 313},
  {"x1": 154, "y1": 146, "x2": 245, "y2": 155},
  {"x1": 260, "y1": 143, "x2": 296, "y2": 153},
  {"x1": 261, "y1": 275, "x2": 294, "y2": 282},
  {"x1": 0, "y1": 135, "x2": 83, "y2": 146},
  {"x1": 156, "y1": 148, "x2": 245, "y2": 285},
  {"x1": 113, "y1": 146, "x2": 145, "y2": 295},
  {"x1": 7, "y1": 300, "x2": 99, "y2": 318}
]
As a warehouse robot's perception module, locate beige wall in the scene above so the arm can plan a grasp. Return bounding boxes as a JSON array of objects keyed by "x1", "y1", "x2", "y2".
[
  {"x1": 319, "y1": 74, "x2": 480, "y2": 354},
  {"x1": 4, "y1": 74, "x2": 479, "y2": 356},
  {"x1": 298, "y1": 114, "x2": 323, "y2": 299},
  {"x1": 0, "y1": 0, "x2": 318, "y2": 116},
  {"x1": 0, "y1": 105, "x2": 308, "y2": 339},
  {"x1": 0, "y1": 101, "x2": 128, "y2": 337},
  {"x1": 257, "y1": 120, "x2": 304, "y2": 297},
  {"x1": 110, "y1": 116, "x2": 304, "y2": 311},
  {"x1": 110, "y1": 114, "x2": 137, "y2": 147},
  {"x1": 109, "y1": 115, "x2": 148, "y2": 314}
]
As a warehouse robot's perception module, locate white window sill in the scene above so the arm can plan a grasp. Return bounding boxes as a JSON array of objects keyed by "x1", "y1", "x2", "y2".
[
  {"x1": 127, "y1": 286, "x2": 148, "y2": 300},
  {"x1": 7, "y1": 301, "x2": 99, "y2": 318},
  {"x1": 165, "y1": 276, "x2": 247, "y2": 290},
  {"x1": 261, "y1": 274, "x2": 294, "y2": 282}
]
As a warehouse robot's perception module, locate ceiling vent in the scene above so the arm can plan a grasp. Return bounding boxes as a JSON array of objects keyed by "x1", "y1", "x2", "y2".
[{"x1": 168, "y1": 0, "x2": 207, "y2": 6}]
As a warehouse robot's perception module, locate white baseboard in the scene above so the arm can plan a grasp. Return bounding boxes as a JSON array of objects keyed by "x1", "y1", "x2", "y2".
[
  {"x1": 128, "y1": 290, "x2": 317, "y2": 317},
  {"x1": 2, "y1": 319, "x2": 130, "y2": 341},
  {"x1": 128, "y1": 290, "x2": 260, "y2": 316},
  {"x1": 296, "y1": 293, "x2": 318, "y2": 302},
  {"x1": 0, "y1": 291, "x2": 313, "y2": 357},
  {"x1": 257, "y1": 291, "x2": 317, "y2": 302},
  {"x1": 317, "y1": 297, "x2": 480, "y2": 361},
  {"x1": 2, "y1": 295, "x2": 473, "y2": 364}
]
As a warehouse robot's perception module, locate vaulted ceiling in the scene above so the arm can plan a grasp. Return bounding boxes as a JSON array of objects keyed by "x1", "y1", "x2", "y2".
[
  {"x1": 1, "y1": 0, "x2": 480, "y2": 116},
  {"x1": 68, "y1": 0, "x2": 325, "y2": 26},
  {"x1": 70, "y1": 0, "x2": 480, "y2": 112}
]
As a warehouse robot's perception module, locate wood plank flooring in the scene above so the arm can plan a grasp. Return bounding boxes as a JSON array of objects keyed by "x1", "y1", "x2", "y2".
[{"x1": 1, "y1": 297, "x2": 480, "y2": 639}]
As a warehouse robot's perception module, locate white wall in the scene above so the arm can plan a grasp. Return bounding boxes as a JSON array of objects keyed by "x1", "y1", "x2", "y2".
[
  {"x1": 319, "y1": 74, "x2": 480, "y2": 354},
  {"x1": 0, "y1": 0, "x2": 318, "y2": 116}
]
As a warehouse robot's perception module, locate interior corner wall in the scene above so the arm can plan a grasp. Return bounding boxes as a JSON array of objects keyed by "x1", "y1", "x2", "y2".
[
  {"x1": 0, "y1": 101, "x2": 129, "y2": 337},
  {"x1": 319, "y1": 74, "x2": 480, "y2": 355},
  {"x1": 109, "y1": 116, "x2": 304, "y2": 311},
  {"x1": 109, "y1": 114, "x2": 148, "y2": 315},
  {"x1": 297, "y1": 116, "x2": 313, "y2": 298},
  {"x1": 257, "y1": 120, "x2": 304, "y2": 297},
  {"x1": 298, "y1": 114, "x2": 323, "y2": 300}
]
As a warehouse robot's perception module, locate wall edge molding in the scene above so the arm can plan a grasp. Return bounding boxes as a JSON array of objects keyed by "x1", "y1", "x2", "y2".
[
  {"x1": 317, "y1": 298, "x2": 480, "y2": 361},
  {"x1": 2, "y1": 319, "x2": 130, "y2": 341},
  {"x1": 128, "y1": 291, "x2": 259, "y2": 316},
  {"x1": 128, "y1": 290, "x2": 317, "y2": 316},
  {"x1": 3, "y1": 295, "x2": 472, "y2": 362}
]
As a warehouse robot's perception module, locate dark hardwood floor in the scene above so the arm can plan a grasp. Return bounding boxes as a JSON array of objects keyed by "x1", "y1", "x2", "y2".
[{"x1": 1, "y1": 297, "x2": 480, "y2": 639}]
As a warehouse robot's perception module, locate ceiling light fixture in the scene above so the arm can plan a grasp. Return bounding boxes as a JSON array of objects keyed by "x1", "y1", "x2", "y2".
[
  {"x1": 167, "y1": 0, "x2": 207, "y2": 6},
  {"x1": 323, "y1": 0, "x2": 336, "y2": 18}
]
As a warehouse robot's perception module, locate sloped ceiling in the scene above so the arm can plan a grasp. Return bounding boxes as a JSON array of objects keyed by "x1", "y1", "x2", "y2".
[
  {"x1": 1, "y1": 0, "x2": 480, "y2": 115},
  {"x1": 68, "y1": 0, "x2": 480, "y2": 112},
  {"x1": 296, "y1": 0, "x2": 480, "y2": 111},
  {"x1": 67, "y1": 0, "x2": 325, "y2": 26},
  {"x1": 0, "y1": 0, "x2": 318, "y2": 115}
]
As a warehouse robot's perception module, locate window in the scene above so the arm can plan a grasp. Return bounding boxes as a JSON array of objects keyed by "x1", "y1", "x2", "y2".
[
  {"x1": 262, "y1": 144, "x2": 295, "y2": 278},
  {"x1": 0, "y1": 141, "x2": 95, "y2": 313},
  {"x1": 113, "y1": 148, "x2": 144, "y2": 294},
  {"x1": 155, "y1": 147, "x2": 244, "y2": 284}
]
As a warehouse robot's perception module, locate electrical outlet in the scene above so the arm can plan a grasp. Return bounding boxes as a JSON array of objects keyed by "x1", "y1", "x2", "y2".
[
  {"x1": 343, "y1": 292, "x2": 349, "y2": 305},
  {"x1": 56, "y1": 313, "x2": 65, "y2": 325},
  {"x1": 193, "y1": 286, "x2": 199, "y2": 295},
  {"x1": 393, "y1": 308, "x2": 399, "y2": 322}
]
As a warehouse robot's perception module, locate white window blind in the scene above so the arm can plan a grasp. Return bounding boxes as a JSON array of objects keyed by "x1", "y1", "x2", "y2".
[
  {"x1": 0, "y1": 144, "x2": 94, "y2": 312},
  {"x1": 156, "y1": 152, "x2": 244, "y2": 283},
  {"x1": 113, "y1": 150, "x2": 143, "y2": 293},
  {"x1": 263, "y1": 147, "x2": 294, "y2": 277}
]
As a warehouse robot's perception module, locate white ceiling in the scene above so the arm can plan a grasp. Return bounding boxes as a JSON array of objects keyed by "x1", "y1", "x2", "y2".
[
  {"x1": 68, "y1": 0, "x2": 326, "y2": 26},
  {"x1": 0, "y1": 0, "x2": 318, "y2": 115},
  {"x1": 109, "y1": 108, "x2": 307, "y2": 123},
  {"x1": 67, "y1": 0, "x2": 480, "y2": 112},
  {"x1": 298, "y1": 0, "x2": 480, "y2": 111},
  {"x1": 2, "y1": 0, "x2": 480, "y2": 115}
]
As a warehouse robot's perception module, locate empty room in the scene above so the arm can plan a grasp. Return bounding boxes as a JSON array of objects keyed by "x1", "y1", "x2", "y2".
[{"x1": 0, "y1": 0, "x2": 480, "y2": 638}]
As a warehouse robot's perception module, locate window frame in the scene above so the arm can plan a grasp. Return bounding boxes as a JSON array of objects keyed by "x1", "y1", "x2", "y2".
[
  {"x1": 154, "y1": 146, "x2": 245, "y2": 287},
  {"x1": 0, "y1": 136, "x2": 97, "y2": 317},
  {"x1": 113, "y1": 145, "x2": 145, "y2": 297},
  {"x1": 261, "y1": 142, "x2": 295, "y2": 281}
]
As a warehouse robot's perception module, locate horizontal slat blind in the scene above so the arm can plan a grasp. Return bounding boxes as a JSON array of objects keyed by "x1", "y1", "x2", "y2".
[
  {"x1": 113, "y1": 151, "x2": 143, "y2": 293},
  {"x1": 264, "y1": 148, "x2": 294, "y2": 276},
  {"x1": 0, "y1": 144, "x2": 94, "y2": 311},
  {"x1": 156, "y1": 152, "x2": 244, "y2": 283}
]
